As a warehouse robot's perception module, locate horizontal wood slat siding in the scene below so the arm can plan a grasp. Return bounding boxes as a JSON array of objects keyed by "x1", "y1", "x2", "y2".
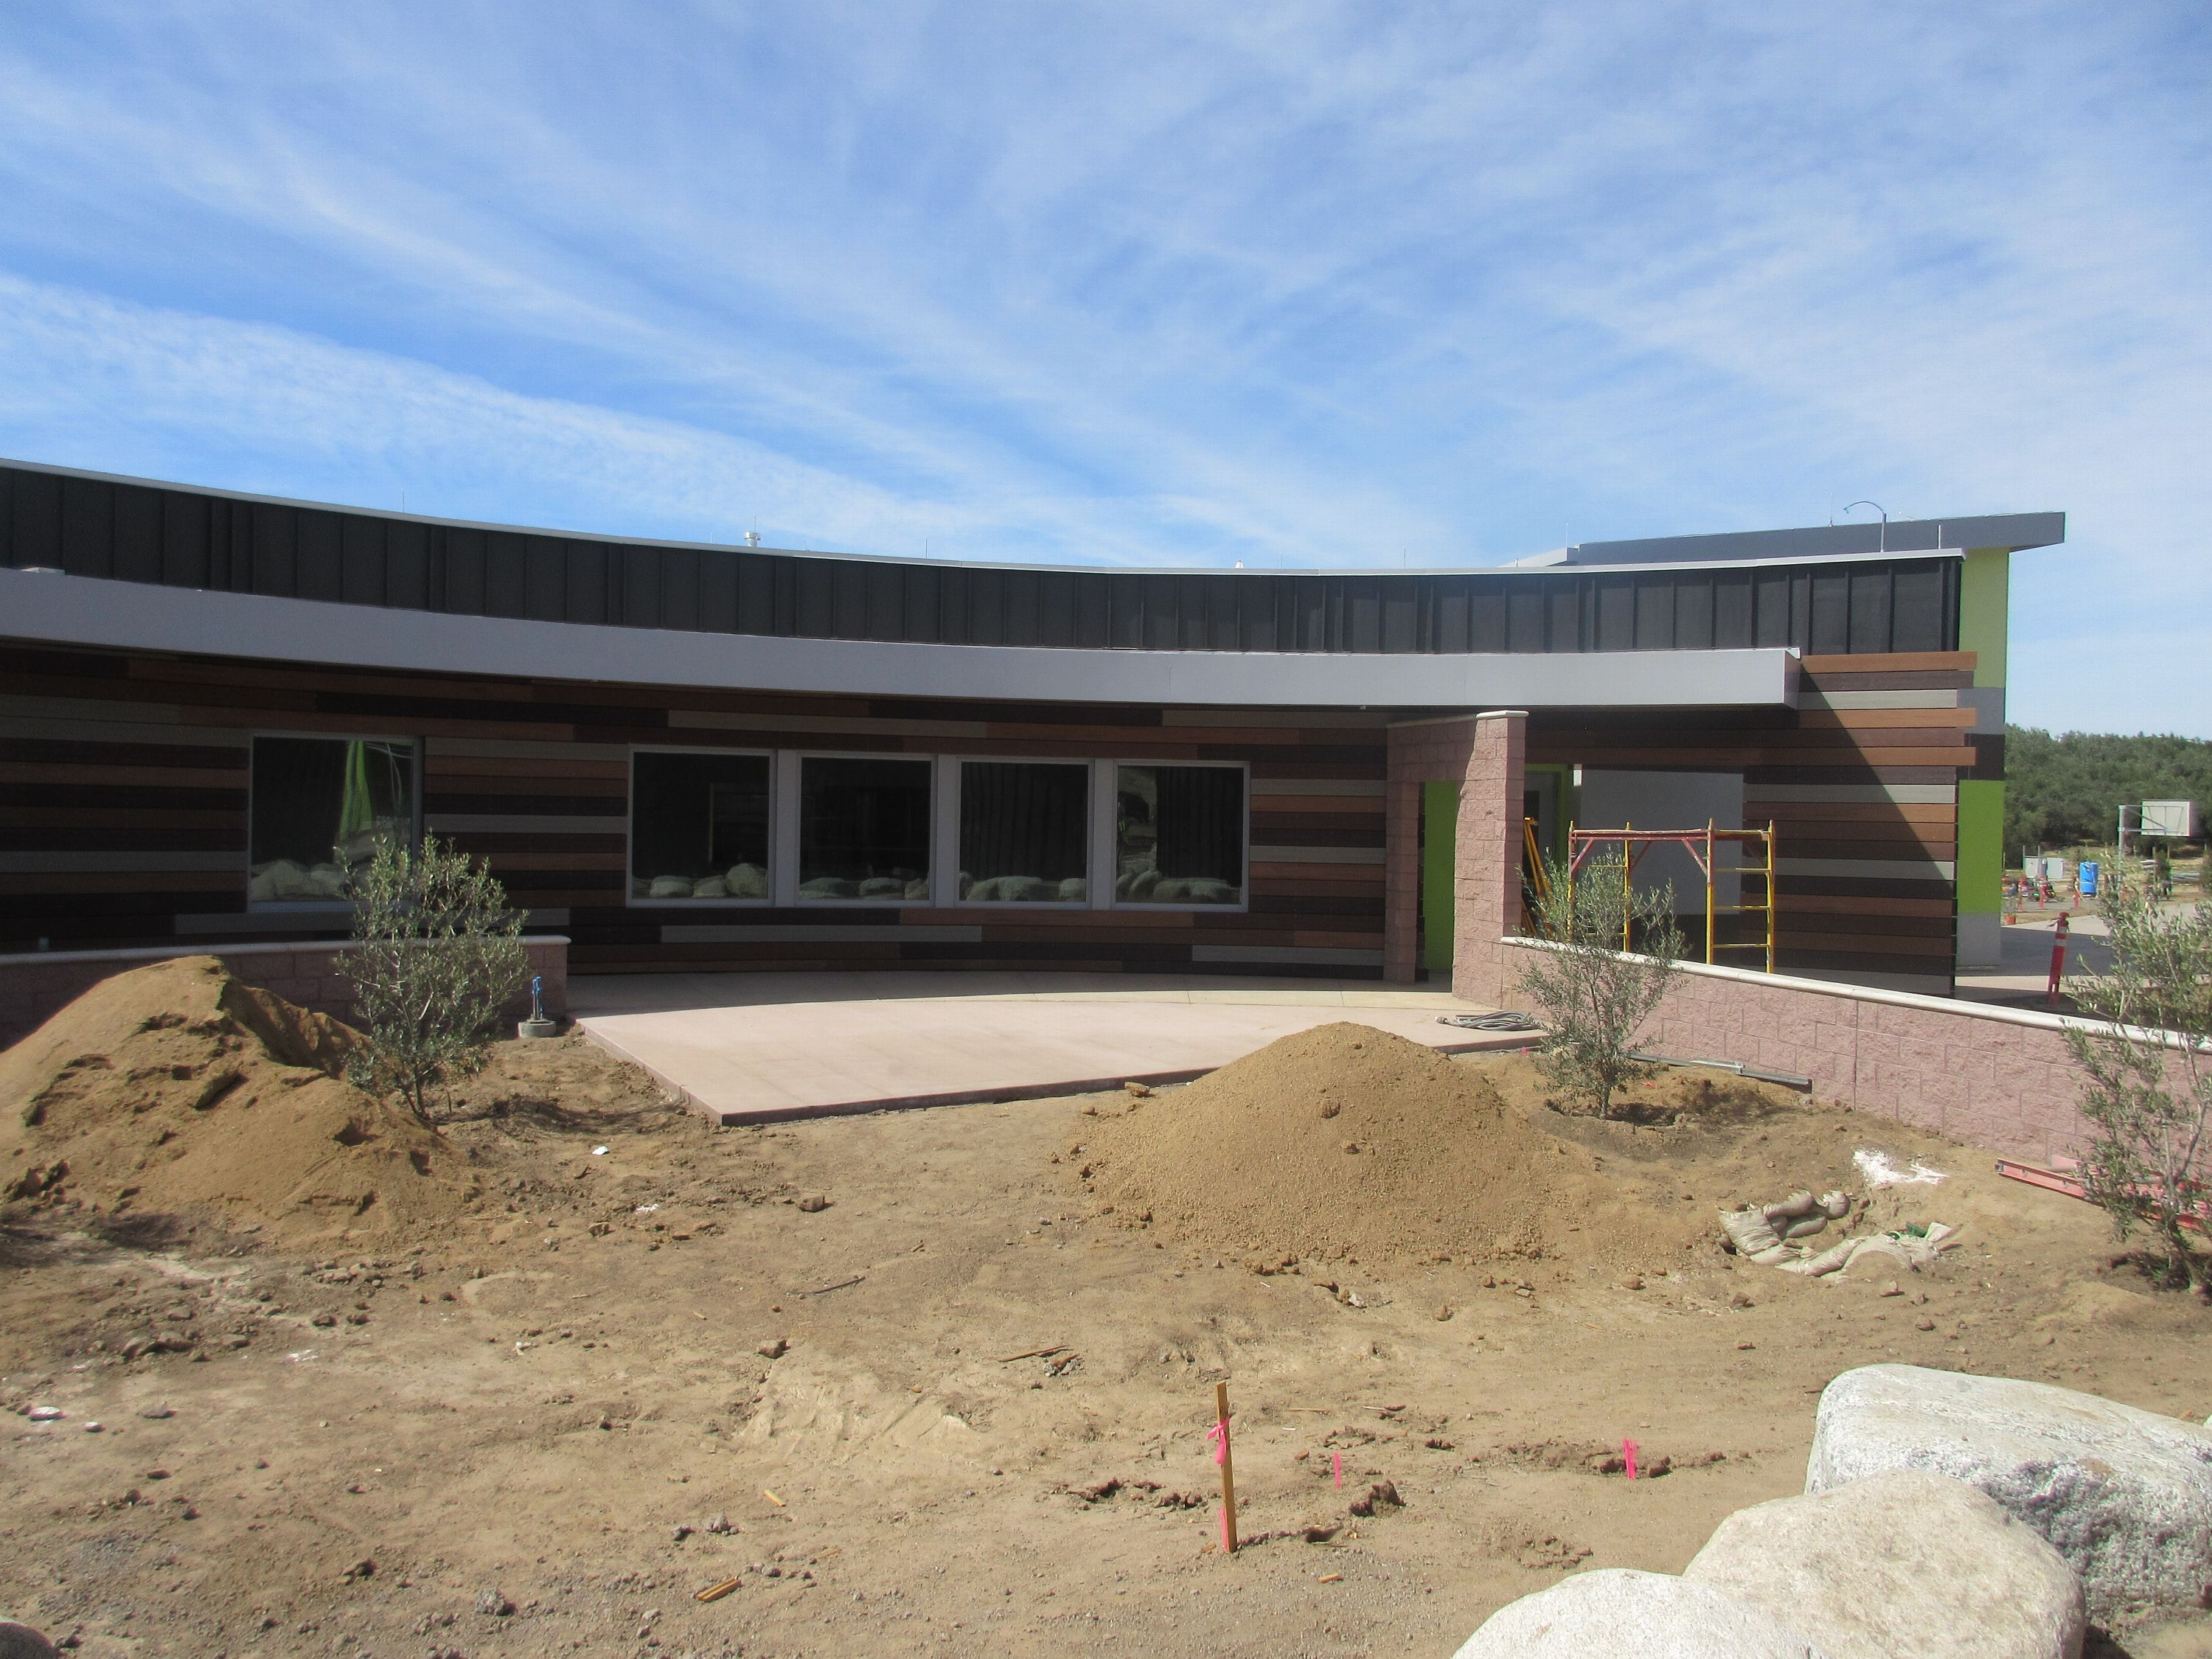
[
  {"x1": 2, "y1": 641, "x2": 1987, "y2": 990},
  {"x1": 0, "y1": 643, "x2": 1388, "y2": 975},
  {"x1": 1518, "y1": 652, "x2": 1975, "y2": 990}
]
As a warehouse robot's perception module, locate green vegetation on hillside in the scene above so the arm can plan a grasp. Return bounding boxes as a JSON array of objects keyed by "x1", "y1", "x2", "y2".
[{"x1": 2004, "y1": 726, "x2": 2212, "y2": 863}]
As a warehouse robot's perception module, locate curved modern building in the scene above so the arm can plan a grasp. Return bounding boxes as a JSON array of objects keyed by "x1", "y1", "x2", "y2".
[{"x1": 0, "y1": 457, "x2": 2057, "y2": 1001}]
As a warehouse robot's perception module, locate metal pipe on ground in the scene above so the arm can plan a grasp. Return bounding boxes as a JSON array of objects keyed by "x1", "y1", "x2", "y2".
[{"x1": 1626, "y1": 1049, "x2": 1814, "y2": 1092}]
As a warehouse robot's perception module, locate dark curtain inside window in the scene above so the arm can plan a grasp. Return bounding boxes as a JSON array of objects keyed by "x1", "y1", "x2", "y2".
[
  {"x1": 632, "y1": 753, "x2": 770, "y2": 879},
  {"x1": 1156, "y1": 767, "x2": 1244, "y2": 883},
  {"x1": 250, "y1": 737, "x2": 413, "y2": 866},
  {"x1": 801, "y1": 757, "x2": 932, "y2": 881},
  {"x1": 960, "y1": 762, "x2": 1086, "y2": 881}
]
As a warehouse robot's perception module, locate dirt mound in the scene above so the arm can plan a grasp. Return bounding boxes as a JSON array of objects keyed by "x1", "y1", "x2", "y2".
[
  {"x1": 1076, "y1": 1023, "x2": 1691, "y2": 1269},
  {"x1": 1, "y1": 956, "x2": 476, "y2": 1244}
]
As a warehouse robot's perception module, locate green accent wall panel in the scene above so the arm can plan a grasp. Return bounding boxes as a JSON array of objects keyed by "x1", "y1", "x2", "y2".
[
  {"x1": 1960, "y1": 549, "x2": 2009, "y2": 688},
  {"x1": 1957, "y1": 779, "x2": 2004, "y2": 914},
  {"x1": 1422, "y1": 780, "x2": 1458, "y2": 973}
]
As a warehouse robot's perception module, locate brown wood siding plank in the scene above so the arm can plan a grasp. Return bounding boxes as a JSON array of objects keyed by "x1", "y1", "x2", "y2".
[
  {"x1": 1796, "y1": 670, "x2": 1975, "y2": 692},
  {"x1": 1782, "y1": 838, "x2": 1956, "y2": 860},
  {"x1": 1248, "y1": 864, "x2": 1386, "y2": 886},
  {"x1": 0, "y1": 872, "x2": 246, "y2": 894},
  {"x1": 421, "y1": 773, "x2": 627, "y2": 797},
  {"x1": 1246, "y1": 810, "x2": 1391, "y2": 835},
  {"x1": 1798, "y1": 708, "x2": 1975, "y2": 730},
  {"x1": 425, "y1": 754, "x2": 633, "y2": 780},
  {"x1": 0, "y1": 738, "x2": 251, "y2": 768},
  {"x1": 1567, "y1": 746, "x2": 1975, "y2": 769},
  {"x1": 1776, "y1": 931, "x2": 1958, "y2": 959},
  {"x1": 1251, "y1": 793, "x2": 1384, "y2": 813},
  {"x1": 1249, "y1": 759, "x2": 1388, "y2": 781},
  {"x1": 1780, "y1": 893, "x2": 1957, "y2": 918},
  {"x1": 0, "y1": 762, "x2": 249, "y2": 789},
  {"x1": 1772, "y1": 820, "x2": 1958, "y2": 845},
  {"x1": 1755, "y1": 801, "x2": 1957, "y2": 824},
  {"x1": 0, "y1": 807, "x2": 248, "y2": 829},
  {"x1": 0, "y1": 827, "x2": 244, "y2": 852}
]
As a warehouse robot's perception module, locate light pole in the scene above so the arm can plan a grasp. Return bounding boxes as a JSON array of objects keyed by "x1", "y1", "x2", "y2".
[{"x1": 1844, "y1": 501, "x2": 1890, "y2": 553}]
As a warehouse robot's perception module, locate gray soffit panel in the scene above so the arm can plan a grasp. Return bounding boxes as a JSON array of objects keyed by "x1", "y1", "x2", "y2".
[{"x1": 0, "y1": 569, "x2": 1802, "y2": 712}]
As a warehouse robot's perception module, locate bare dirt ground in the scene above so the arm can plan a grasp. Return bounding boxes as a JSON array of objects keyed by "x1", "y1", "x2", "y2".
[{"x1": 6, "y1": 1006, "x2": 2212, "y2": 1658}]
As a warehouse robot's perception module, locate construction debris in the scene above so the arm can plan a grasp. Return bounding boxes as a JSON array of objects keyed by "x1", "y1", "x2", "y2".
[
  {"x1": 1854, "y1": 1149, "x2": 1947, "y2": 1189},
  {"x1": 1722, "y1": 1190, "x2": 1959, "y2": 1277}
]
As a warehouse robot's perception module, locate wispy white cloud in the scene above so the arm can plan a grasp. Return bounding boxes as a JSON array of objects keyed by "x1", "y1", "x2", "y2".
[{"x1": 0, "y1": 1, "x2": 2205, "y2": 725}]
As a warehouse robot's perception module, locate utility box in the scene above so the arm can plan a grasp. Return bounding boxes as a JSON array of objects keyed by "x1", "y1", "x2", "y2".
[{"x1": 2141, "y1": 800, "x2": 2199, "y2": 838}]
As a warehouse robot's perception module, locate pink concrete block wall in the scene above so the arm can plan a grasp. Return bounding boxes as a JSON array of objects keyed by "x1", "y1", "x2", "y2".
[
  {"x1": 0, "y1": 937, "x2": 569, "y2": 1052},
  {"x1": 1497, "y1": 939, "x2": 2099, "y2": 1166}
]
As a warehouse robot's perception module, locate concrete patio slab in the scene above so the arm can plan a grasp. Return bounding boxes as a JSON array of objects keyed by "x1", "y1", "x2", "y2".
[{"x1": 569, "y1": 972, "x2": 1535, "y2": 1123}]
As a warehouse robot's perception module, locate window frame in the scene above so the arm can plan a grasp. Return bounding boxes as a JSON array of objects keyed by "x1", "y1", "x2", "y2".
[
  {"x1": 1107, "y1": 757, "x2": 1252, "y2": 913},
  {"x1": 947, "y1": 755, "x2": 1093, "y2": 909},
  {"x1": 244, "y1": 729, "x2": 422, "y2": 912},
  {"x1": 793, "y1": 749, "x2": 939, "y2": 908},
  {"x1": 625, "y1": 744, "x2": 777, "y2": 909}
]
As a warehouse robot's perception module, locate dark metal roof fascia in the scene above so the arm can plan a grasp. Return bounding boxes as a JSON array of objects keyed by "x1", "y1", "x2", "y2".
[
  {"x1": 0, "y1": 455, "x2": 2059, "y2": 579},
  {"x1": 1565, "y1": 512, "x2": 2065, "y2": 567}
]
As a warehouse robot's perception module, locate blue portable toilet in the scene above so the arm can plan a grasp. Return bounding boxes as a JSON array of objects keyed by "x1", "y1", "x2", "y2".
[{"x1": 2079, "y1": 860, "x2": 2099, "y2": 897}]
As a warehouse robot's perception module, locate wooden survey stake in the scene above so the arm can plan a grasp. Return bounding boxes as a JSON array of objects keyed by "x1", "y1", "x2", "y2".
[{"x1": 1215, "y1": 1380, "x2": 1239, "y2": 1553}]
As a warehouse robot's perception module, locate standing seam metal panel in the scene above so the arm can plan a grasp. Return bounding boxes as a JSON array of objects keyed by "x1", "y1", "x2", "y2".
[{"x1": 0, "y1": 465, "x2": 1966, "y2": 658}]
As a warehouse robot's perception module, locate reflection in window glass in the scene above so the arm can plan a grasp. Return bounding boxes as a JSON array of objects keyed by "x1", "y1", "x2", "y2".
[
  {"x1": 799, "y1": 757, "x2": 932, "y2": 901},
  {"x1": 1114, "y1": 764, "x2": 1244, "y2": 905},
  {"x1": 959, "y1": 762, "x2": 1088, "y2": 902},
  {"x1": 248, "y1": 737, "x2": 416, "y2": 903},
  {"x1": 631, "y1": 752, "x2": 771, "y2": 900}
]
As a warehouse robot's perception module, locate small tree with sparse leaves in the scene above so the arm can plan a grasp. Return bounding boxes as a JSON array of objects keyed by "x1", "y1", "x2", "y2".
[
  {"x1": 341, "y1": 835, "x2": 531, "y2": 1125},
  {"x1": 1515, "y1": 850, "x2": 1685, "y2": 1119},
  {"x1": 2062, "y1": 884, "x2": 2212, "y2": 1290}
]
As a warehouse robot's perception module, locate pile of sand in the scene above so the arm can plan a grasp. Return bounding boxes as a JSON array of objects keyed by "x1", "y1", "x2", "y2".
[
  {"x1": 1077, "y1": 1023, "x2": 1688, "y2": 1270},
  {"x1": 1, "y1": 957, "x2": 476, "y2": 1243}
]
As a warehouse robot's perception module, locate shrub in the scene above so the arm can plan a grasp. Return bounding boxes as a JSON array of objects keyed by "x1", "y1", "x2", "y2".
[
  {"x1": 1515, "y1": 850, "x2": 1685, "y2": 1118},
  {"x1": 2062, "y1": 885, "x2": 2212, "y2": 1290},
  {"x1": 340, "y1": 835, "x2": 531, "y2": 1124}
]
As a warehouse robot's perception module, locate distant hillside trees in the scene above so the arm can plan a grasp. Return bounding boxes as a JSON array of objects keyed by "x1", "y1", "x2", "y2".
[{"x1": 2004, "y1": 726, "x2": 2212, "y2": 863}]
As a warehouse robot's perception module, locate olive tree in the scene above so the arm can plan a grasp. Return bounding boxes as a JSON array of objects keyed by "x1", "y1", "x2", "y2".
[
  {"x1": 1515, "y1": 850, "x2": 1685, "y2": 1118},
  {"x1": 2063, "y1": 885, "x2": 2212, "y2": 1290},
  {"x1": 341, "y1": 835, "x2": 531, "y2": 1124}
]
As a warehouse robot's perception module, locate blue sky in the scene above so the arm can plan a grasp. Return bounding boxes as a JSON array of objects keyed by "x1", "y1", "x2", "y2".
[{"x1": 1, "y1": 4, "x2": 2207, "y2": 733}]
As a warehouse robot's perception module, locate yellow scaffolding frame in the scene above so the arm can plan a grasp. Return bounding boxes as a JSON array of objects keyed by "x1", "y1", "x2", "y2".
[
  {"x1": 1565, "y1": 820, "x2": 1778, "y2": 972},
  {"x1": 1515, "y1": 817, "x2": 1557, "y2": 934}
]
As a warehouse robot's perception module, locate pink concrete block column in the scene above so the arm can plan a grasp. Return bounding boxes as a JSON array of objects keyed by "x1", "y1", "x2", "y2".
[{"x1": 1451, "y1": 709, "x2": 1526, "y2": 1008}]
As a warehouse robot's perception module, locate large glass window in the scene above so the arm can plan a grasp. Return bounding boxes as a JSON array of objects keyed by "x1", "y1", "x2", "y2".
[
  {"x1": 248, "y1": 736, "x2": 416, "y2": 904},
  {"x1": 1114, "y1": 764, "x2": 1245, "y2": 905},
  {"x1": 630, "y1": 751, "x2": 771, "y2": 901},
  {"x1": 799, "y1": 757, "x2": 932, "y2": 902},
  {"x1": 958, "y1": 761, "x2": 1088, "y2": 902}
]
